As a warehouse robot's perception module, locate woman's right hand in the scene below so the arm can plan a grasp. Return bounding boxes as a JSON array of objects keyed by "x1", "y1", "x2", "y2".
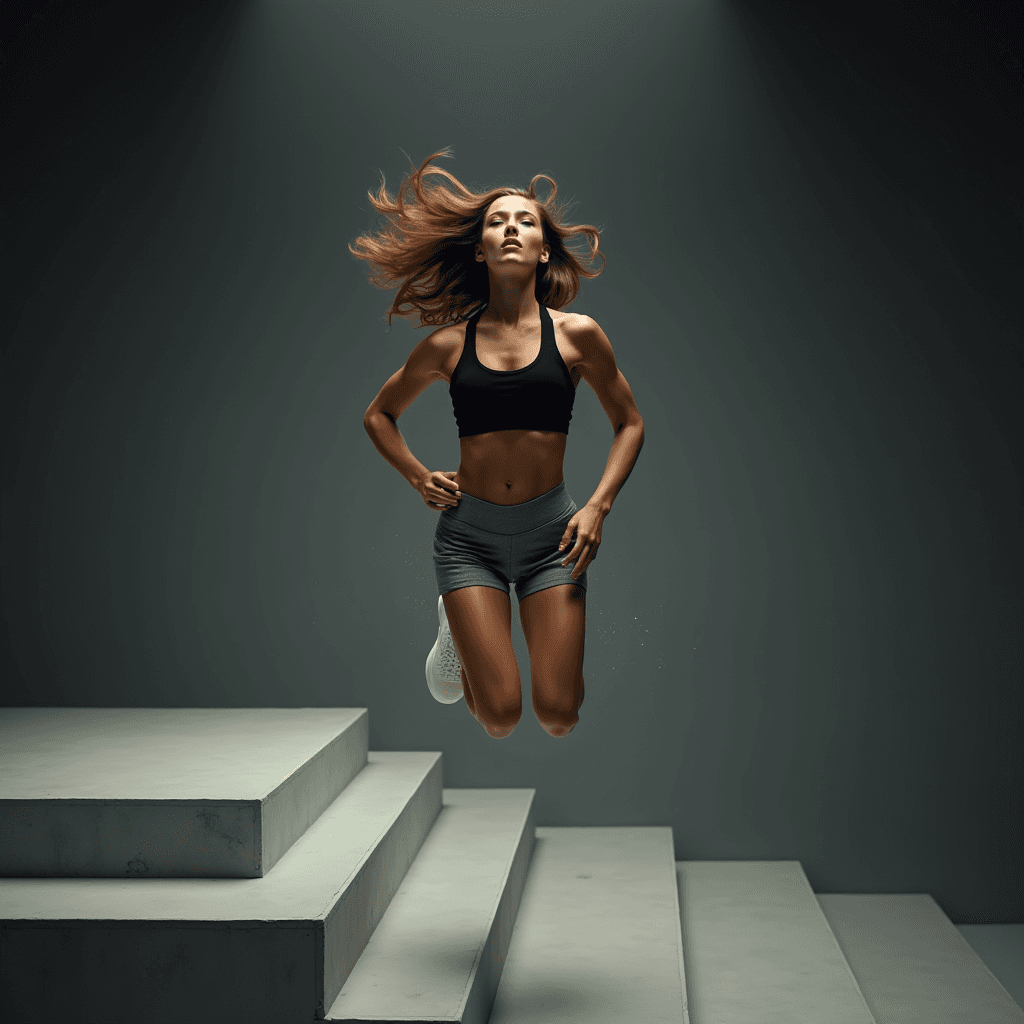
[{"x1": 418, "y1": 470, "x2": 462, "y2": 511}]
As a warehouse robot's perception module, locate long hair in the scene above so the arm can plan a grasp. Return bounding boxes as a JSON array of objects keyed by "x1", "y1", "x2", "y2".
[{"x1": 349, "y1": 148, "x2": 605, "y2": 327}]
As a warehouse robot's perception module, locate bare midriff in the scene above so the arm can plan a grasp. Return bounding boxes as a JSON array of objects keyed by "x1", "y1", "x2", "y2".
[
  {"x1": 437, "y1": 307, "x2": 583, "y2": 506},
  {"x1": 457, "y1": 430, "x2": 568, "y2": 505}
]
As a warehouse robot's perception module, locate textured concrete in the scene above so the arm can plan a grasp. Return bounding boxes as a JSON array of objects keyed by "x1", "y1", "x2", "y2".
[
  {"x1": 3, "y1": 707, "x2": 1019, "y2": 1024},
  {"x1": 0, "y1": 707, "x2": 369, "y2": 877},
  {"x1": 487, "y1": 827, "x2": 689, "y2": 1024},
  {"x1": 0, "y1": 750, "x2": 443, "y2": 1023},
  {"x1": 678, "y1": 861, "x2": 876, "y2": 1024},
  {"x1": 328, "y1": 789, "x2": 537, "y2": 1024}
]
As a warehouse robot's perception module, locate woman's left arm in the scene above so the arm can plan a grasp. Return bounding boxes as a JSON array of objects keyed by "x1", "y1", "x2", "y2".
[
  {"x1": 557, "y1": 317, "x2": 645, "y2": 579},
  {"x1": 574, "y1": 315, "x2": 645, "y2": 515}
]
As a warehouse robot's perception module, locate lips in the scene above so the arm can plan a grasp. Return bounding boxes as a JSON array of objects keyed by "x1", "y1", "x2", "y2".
[{"x1": 501, "y1": 239, "x2": 521, "y2": 248}]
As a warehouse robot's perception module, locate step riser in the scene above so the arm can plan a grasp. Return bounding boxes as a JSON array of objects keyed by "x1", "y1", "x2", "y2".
[
  {"x1": 0, "y1": 920, "x2": 317, "y2": 1024},
  {"x1": 262, "y1": 715, "x2": 368, "y2": 877},
  {"x1": 1, "y1": 799, "x2": 260, "y2": 878}
]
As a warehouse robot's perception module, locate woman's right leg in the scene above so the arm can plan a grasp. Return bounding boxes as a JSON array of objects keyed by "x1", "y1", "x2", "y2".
[{"x1": 443, "y1": 586, "x2": 522, "y2": 739}]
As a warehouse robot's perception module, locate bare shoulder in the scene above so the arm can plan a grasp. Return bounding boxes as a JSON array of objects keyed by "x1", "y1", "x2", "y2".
[
  {"x1": 421, "y1": 319, "x2": 468, "y2": 383},
  {"x1": 549, "y1": 309, "x2": 607, "y2": 366},
  {"x1": 550, "y1": 309, "x2": 605, "y2": 342},
  {"x1": 550, "y1": 309, "x2": 594, "y2": 332},
  {"x1": 423, "y1": 320, "x2": 464, "y2": 349}
]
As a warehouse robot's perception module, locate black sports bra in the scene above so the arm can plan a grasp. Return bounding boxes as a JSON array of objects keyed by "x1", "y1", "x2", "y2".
[{"x1": 449, "y1": 304, "x2": 576, "y2": 438}]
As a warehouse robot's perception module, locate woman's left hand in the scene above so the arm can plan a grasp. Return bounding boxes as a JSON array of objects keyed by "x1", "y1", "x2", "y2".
[{"x1": 558, "y1": 502, "x2": 606, "y2": 580}]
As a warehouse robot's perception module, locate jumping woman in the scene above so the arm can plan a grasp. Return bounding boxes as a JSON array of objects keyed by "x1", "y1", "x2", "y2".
[{"x1": 354, "y1": 149, "x2": 645, "y2": 739}]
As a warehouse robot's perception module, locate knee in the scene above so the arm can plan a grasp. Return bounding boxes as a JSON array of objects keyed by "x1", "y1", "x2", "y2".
[
  {"x1": 538, "y1": 717, "x2": 578, "y2": 738},
  {"x1": 481, "y1": 705, "x2": 522, "y2": 739},
  {"x1": 533, "y1": 701, "x2": 579, "y2": 739},
  {"x1": 478, "y1": 699, "x2": 522, "y2": 739}
]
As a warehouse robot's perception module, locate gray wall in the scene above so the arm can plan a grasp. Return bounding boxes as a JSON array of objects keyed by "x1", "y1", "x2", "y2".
[{"x1": 4, "y1": 2, "x2": 1021, "y2": 922}]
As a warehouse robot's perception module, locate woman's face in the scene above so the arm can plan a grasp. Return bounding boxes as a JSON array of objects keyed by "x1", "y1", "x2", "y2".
[{"x1": 475, "y1": 196, "x2": 549, "y2": 270}]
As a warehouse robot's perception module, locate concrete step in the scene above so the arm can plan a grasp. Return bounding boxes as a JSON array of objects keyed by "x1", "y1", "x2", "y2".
[
  {"x1": 678, "y1": 861, "x2": 876, "y2": 1024},
  {"x1": 819, "y1": 894, "x2": 1024, "y2": 1024},
  {"x1": 328, "y1": 825, "x2": 689, "y2": 1024},
  {"x1": 1, "y1": 749, "x2": 448, "y2": 1022},
  {"x1": 327, "y1": 789, "x2": 538, "y2": 1024},
  {"x1": 3, "y1": 707, "x2": 1020, "y2": 1024},
  {"x1": 485, "y1": 826, "x2": 689, "y2": 1024},
  {"x1": 0, "y1": 707, "x2": 369, "y2": 878},
  {"x1": 675, "y1": 861, "x2": 1024, "y2": 1024}
]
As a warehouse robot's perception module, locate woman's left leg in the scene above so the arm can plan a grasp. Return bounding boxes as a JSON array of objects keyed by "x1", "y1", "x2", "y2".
[{"x1": 519, "y1": 583, "x2": 586, "y2": 737}]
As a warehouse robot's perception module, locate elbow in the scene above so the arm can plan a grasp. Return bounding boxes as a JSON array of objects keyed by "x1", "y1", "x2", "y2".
[{"x1": 364, "y1": 409, "x2": 395, "y2": 430}]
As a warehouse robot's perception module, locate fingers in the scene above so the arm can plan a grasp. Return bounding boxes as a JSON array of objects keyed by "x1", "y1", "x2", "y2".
[
  {"x1": 435, "y1": 484, "x2": 460, "y2": 510},
  {"x1": 561, "y1": 541, "x2": 597, "y2": 579},
  {"x1": 561, "y1": 544, "x2": 587, "y2": 575},
  {"x1": 427, "y1": 470, "x2": 461, "y2": 511}
]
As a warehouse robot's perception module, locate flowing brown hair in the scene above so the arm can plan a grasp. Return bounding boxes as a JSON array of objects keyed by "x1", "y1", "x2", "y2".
[{"x1": 349, "y1": 148, "x2": 605, "y2": 327}]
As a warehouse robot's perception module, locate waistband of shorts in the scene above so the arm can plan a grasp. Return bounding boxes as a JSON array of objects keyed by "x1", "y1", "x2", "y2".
[{"x1": 447, "y1": 479, "x2": 574, "y2": 535}]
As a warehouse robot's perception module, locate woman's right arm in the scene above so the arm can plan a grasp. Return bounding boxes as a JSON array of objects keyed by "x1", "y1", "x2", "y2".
[{"x1": 362, "y1": 330, "x2": 448, "y2": 491}]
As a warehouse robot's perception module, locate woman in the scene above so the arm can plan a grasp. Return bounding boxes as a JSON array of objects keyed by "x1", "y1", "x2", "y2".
[{"x1": 354, "y1": 149, "x2": 645, "y2": 739}]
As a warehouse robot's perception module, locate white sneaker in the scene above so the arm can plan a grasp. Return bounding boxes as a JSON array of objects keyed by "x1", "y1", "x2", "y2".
[{"x1": 425, "y1": 594, "x2": 465, "y2": 704}]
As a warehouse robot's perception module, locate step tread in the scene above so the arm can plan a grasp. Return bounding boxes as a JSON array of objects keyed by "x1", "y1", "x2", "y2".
[
  {"x1": 0, "y1": 707, "x2": 364, "y2": 800},
  {"x1": 679, "y1": 860, "x2": 876, "y2": 1024},
  {"x1": 819, "y1": 894, "x2": 1024, "y2": 1023}
]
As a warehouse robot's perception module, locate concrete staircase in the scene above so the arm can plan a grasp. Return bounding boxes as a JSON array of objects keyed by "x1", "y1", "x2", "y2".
[{"x1": 1, "y1": 707, "x2": 1020, "y2": 1023}]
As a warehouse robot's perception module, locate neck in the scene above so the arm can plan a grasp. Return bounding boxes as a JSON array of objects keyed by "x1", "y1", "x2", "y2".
[{"x1": 484, "y1": 272, "x2": 540, "y2": 326}]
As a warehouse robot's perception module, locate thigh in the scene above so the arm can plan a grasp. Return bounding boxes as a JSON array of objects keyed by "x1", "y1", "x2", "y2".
[
  {"x1": 442, "y1": 586, "x2": 522, "y2": 709},
  {"x1": 519, "y1": 583, "x2": 586, "y2": 708}
]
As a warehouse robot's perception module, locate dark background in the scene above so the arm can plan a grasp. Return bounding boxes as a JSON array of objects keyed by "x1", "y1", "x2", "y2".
[{"x1": 3, "y1": 2, "x2": 1021, "y2": 922}]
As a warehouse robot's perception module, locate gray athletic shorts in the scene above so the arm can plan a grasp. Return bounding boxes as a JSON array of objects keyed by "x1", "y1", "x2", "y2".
[{"x1": 433, "y1": 479, "x2": 589, "y2": 600}]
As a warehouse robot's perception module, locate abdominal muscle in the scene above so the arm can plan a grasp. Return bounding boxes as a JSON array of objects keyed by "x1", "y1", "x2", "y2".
[
  {"x1": 437, "y1": 308, "x2": 581, "y2": 506},
  {"x1": 456, "y1": 429, "x2": 567, "y2": 505}
]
